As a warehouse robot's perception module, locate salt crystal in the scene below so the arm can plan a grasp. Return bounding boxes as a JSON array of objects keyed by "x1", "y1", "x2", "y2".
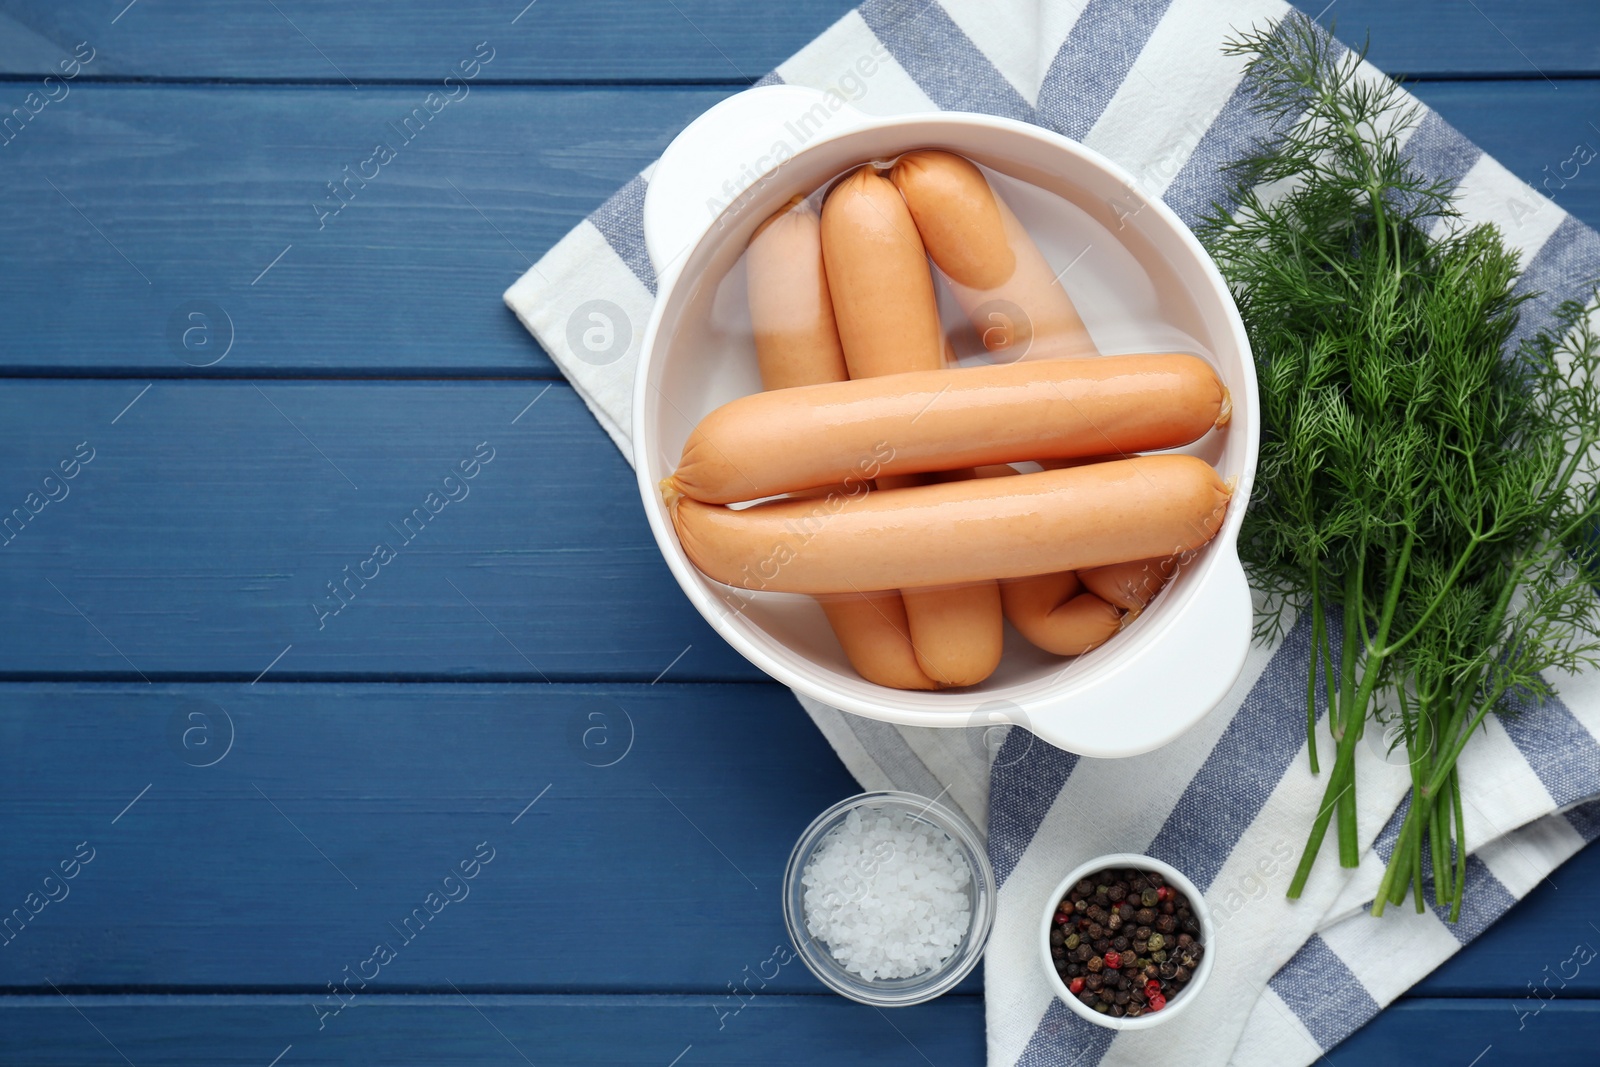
[{"x1": 801, "y1": 808, "x2": 972, "y2": 981}]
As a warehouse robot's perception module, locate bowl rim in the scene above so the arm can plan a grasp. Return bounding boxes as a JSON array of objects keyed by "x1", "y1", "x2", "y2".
[
  {"x1": 1038, "y1": 852, "x2": 1216, "y2": 1030},
  {"x1": 783, "y1": 789, "x2": 996, "y2": 1006},
  {"x1": 634, "y1": 101, "x2": 1259, "y2": 755}
]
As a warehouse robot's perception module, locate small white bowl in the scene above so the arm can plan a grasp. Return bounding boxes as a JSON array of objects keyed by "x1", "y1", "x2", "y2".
[
  {"x1": 1039, "y1": 853, "x2": 1215, "y2": 1030},
  {"x1": 634, "y1": 84, "x2": 1259, "y2": 757}
]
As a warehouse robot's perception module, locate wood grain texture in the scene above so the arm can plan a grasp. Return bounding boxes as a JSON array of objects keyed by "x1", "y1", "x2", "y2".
[
  {"x1": 0, "y1": 682, "x2": 913, "y2": 993},
  {"x1": 0, "y1": 993, "x2": 984, "y2": 1067},
  {"x1": 0, "y1": 83, "x2": 1597, "y2": 377},
  {"x1": 0, "y1": 995, "x2": 1597, "y2": 1065},
  {"x1": 0, "y1": 1, "x2": 1593, "y2": 81},
  {"x1": 0, "y1": 85, "x2": 730, "y2": 377},
  {"x1": 0, "y1": 380, "x2": 766, "y2": 681},
  {"x1": 0, "y1": 0, "x2": 858, "y2": 83}
]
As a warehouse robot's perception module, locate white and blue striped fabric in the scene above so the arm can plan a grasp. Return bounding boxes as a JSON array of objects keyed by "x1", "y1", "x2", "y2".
[{"x1": 503, "y1": 1, "x2": 1600, "y2": 1062}]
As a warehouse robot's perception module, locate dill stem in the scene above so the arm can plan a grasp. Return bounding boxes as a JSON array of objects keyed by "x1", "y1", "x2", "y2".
[
  {"x1": 1370, "y1": 804, "x2": 1416, "y2": 915},
  {"x1": 1336, "y1": 565, "x2": 1361, "y2": 742},
  {"x1": 1450, "y1": 768, "x2": 1467, "y2": 922},
  {"x1": 1286, "y1": 749, "x2": 1354, "y2": 898},
  {"x1": 1337, "y1": 529, "x2": 1415, "y2": 867},
  {"x1": 1428, "y1": 696, "x2": 1453, "y2": 908},
  {"x1": 1306, "y1": 574, "x2": 1326, "y2": 774},
  {"x1": 1429, "y1": 788, "x2": 1450, "y2": 909},
  {"x1": 1411, "y1": 815, "x2": 1426, "y2": 913}
]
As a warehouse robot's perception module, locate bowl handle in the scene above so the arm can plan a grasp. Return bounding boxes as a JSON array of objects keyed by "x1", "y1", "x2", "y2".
[
  {"x1": 1023, "y1": 545, "x2": 1255, "y2": 758},
  {"x1": 641, "y1": 85, "x2": 874, "y2": 283}
]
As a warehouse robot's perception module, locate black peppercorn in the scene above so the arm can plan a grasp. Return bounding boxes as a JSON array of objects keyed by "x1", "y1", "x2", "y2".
[{"x1": 1054, "y1": 864, "x2": 1204, "y2": 1016}]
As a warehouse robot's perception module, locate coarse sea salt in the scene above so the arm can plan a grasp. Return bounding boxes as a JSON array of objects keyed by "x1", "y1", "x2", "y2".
[{"x1": 799, "y1": 807, "x2": 972, "y2": 981}]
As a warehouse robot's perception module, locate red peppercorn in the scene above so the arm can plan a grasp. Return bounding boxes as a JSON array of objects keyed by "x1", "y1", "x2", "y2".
[
  {"x1": 1145, "y1": 980, "x2": 1162, "y2": 998},
  {"x1": 1069, "y1": 977, "x2": 1085, "y2": 994},
  {"x1": 1103, "y1": 951, "x2": 1121, "y2": 970},
  {"x1": 1148, "y1": 993, "x2": 1167, "y2": 1012},
  {"x1": 1157, "y1": 886, "x2": 1172, "y2": 903},
  {"x1": 1054, "y1": 913, "x2": 1070, "y2": 925}
]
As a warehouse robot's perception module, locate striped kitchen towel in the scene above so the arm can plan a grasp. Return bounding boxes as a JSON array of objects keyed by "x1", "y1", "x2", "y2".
[{"x1": 502, "y1": 1, "x2": 1600, "y2": 1063}]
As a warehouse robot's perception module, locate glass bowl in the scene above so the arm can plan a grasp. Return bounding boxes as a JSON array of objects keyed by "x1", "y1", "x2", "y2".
[
  {"x1": 782, "y1": 790, "x2": 995, "y2": 1007},
  {"x1": 1040, "y1": 852, "x2": 1216, "y2": 1029}
]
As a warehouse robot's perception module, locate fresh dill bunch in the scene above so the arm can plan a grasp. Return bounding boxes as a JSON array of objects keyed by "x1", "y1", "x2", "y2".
[{"x1": 1198, "y1": 12, "x2": 1600, "y2": 915}]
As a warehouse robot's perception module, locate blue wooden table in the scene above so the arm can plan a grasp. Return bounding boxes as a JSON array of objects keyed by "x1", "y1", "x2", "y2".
[{"x1": 2, "y1": 2, "x2": 1598, "y2": 1062}]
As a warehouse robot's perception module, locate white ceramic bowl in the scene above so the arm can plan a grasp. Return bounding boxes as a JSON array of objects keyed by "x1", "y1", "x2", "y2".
[
  {"x1": 1040, "y1": 853, "x2": 1216, "y2": 1030},
  {"x1": 634, "y1": 85, "x2": 1259, "y2": 757}
]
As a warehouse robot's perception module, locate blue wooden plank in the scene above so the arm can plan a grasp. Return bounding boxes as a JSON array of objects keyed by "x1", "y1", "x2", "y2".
[
  {"x1": 0, "y1": 82, "x2": 1598, "y2": 377},
  {"x1": 1341, "y1": 999, "x2": 1600, "y2": 1062},
  {"x1": 0, "y1": 380, "x2": 763, "y2": 681},
  {"x1": 0, "y1": 994, "x2": 1596, "y2": 1065},
  {"x1": 0, "y1": 681, "x2": 924, "y2": 993},
  {"x1": 0, "y1": 994, "x2": 986, "y2": 1067},
  {"x1": 1288, "y1": 1, "x2": 1600, "y2": 79},
  {"x1": 0, "y1": 0, "x2": 858, "y2": 83},
  {"x1": 0, "y1": 1, "x2": 1594, "y2": 81},
  {"x1": 0, "y1": 85, "x2": 730, "y2": 376}
]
